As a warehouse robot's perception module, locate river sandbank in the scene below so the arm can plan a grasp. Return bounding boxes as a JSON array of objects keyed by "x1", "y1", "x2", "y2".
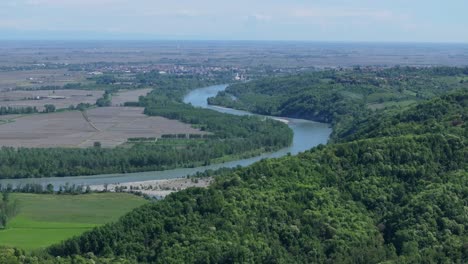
[{"x1": 90, "y1": 177, "x2": 213, "y2": 198}]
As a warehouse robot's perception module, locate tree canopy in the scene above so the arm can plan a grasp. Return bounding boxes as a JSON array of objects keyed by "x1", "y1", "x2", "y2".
[{"x1": 45, "y1": 85, "x2": 467, "y2": 263}]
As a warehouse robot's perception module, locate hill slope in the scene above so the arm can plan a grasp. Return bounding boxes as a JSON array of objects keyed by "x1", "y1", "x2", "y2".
[
  {"x1": 44, "y1": 90, "x2": 467, "y2": 263},
  {"x1": 208, "y1": 67, "x2": 468, "y2": 140}
]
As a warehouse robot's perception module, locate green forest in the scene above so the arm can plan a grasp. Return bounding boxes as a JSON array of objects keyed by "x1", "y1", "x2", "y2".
[
  {"x1": 0, "y1": 68, "x2": 466, "y2": 263},
  {"x1": 208, "y1": 66, "x2": 468, "y2": 140}
]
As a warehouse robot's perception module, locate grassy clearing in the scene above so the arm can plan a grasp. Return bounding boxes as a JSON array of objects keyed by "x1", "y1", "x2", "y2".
[
  {"x1": 367, "y1": 100, "x2": 417, "y2": 110},
  {"x1": 0, "y1": 193, "x2": 147, "y2": 251}
]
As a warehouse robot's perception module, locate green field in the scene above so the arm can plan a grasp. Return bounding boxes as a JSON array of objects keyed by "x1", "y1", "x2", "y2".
[
  {"x1": 367, "y1": 99, "x2": 417, "y2": 110},
  {"x1": 0, "y1": 193, "x2": 147, "y2": 250}
]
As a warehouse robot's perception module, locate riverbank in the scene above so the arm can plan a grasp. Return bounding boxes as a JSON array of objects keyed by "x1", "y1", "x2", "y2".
[
  {"x1": 0, "y1": 84, "x2": 330, "y2": 191},
  {"x1": 90, "y1": 177, "x2": 213, "y2": 198}
]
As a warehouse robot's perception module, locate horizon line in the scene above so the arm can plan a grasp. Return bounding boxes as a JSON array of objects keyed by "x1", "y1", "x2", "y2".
[{"x1": 0, "y1": 39, "x2": 467, "y2": 45}]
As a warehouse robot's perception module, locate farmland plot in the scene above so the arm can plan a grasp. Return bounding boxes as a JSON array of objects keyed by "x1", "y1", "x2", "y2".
[
  {"x1": 112, "y1": 88, "x2": 152, "y2": 106},
  {"x1": 0, "y1": 107, "x2": 206, "y2": 148},
  {"x1": 0, "y1": 89, "x2": 104, "y2": 111}
]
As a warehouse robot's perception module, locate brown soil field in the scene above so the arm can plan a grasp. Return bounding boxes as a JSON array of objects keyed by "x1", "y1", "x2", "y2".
[
  {"x1": 0, "y1": 107, "x2": 206, "y2": 148},
  {"x1": 0, "y1": 89, "x2": 104, "y2": 111},
  {"x1": 112, "y1": 88, "x2": 152, "y2": 106}
]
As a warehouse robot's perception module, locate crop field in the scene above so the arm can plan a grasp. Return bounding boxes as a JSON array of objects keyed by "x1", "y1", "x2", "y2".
[
  {"x1": 0, "y1": 107, "x2": 207, "y2": 148},
  {"x1": 0, "y1": 88, "x2": 152, "y2": 111},
  {"x1": 0, "y1": 69, "x2": 87, "y2": 90},
  {"x1": 0, "y1": 193, "x2": 147, "y2": 250},
  {"x1": 112, "y1": 88, "x2": 152, "y2": 106},
  {"x1": 0, "y1": 89, "x2": 104, "y2": 111}
]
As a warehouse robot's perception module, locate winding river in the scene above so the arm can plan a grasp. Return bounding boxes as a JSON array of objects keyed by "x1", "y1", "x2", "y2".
[{"x1": 0, "y1": 84, "x2": 331, "y2": 188}]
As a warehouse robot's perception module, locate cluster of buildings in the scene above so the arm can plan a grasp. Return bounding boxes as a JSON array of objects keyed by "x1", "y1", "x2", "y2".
[{"x1": 86, "y1": 64, "x2": 248, "y2": 80}]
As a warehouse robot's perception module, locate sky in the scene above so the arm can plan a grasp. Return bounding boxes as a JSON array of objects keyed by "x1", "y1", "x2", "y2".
[{"x1": 0, "y1": 0, "x2": 467, "y2": 42}]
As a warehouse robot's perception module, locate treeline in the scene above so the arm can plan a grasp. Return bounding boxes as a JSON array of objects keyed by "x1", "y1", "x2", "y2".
[
  {"x1": 136, "y1": 71, "x2": 220, "y2": 100},
  {"x1": 0, "y1": 191, "x2": 17, "y2": 229},
  {"x1": 159, "y1": 134, "x2": 215, "y2": 139},
  {"x1": 143, "y1": 98, "x2": 291, "y2": 144},
  {"x1": 0, "y1": 106, "x2": 38, "y2": 115},
  {"x1": 0, "y1": 137, "x2": 283, "y2": 179},
  {"x1": 47, "y1": 91, "x2": 467, "y2": 263},
  {"x1": 0, "y1": 183, "x2": 155, "y2": 203},
  {"x1": 208, "y1": 66, "x2": 468, "y2": 140},
  {"x1": 0, "y1": 104, "x2": 71, "y2": 116},
  {"x1": 68, "y1": 103, "x2": 92, "y2": 111},
  {"x1": 0, "y1": 183, "x2": 89, "y2": 195}
]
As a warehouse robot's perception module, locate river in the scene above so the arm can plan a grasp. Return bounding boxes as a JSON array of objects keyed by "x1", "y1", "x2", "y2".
[{"x1": 0, "y1": 84, "x2": 331, "y2": 188}]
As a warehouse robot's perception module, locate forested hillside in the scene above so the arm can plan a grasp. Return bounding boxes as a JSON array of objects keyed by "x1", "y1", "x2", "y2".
[
  {"x1": 339, "y1": 91, "x2": 467, "y2": 142},
  {"x1": 208, "y1": 66, "x2": 468, "y2": 140},
  {"x1": 39, "y1": 90, "x2": 467, "y2": 263}
]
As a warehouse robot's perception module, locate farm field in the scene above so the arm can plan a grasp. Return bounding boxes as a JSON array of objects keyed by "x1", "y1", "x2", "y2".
[
  {"x1": 112, "y1": 88, "x2": 152, "y2": 106},
  {"x1": 0, "y1": 88, "x2": 153, "y2": 111},
  {"x1": 0, "y1": 89, "x2": 104, "y2": 111},
  {"x1": 0, "y1": 69, "x2": 87, "y2": 90},
  {"x1": 0, "y1": 107, "x2": 207, "y2": 148},
  {"x1": 0, "y1": 193, "x2": 147, "y2": 250}
]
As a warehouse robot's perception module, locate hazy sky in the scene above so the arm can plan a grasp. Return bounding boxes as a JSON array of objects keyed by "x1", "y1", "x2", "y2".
[{"x1": 0, "y1": 0, "x2": 467, "y2": 42}]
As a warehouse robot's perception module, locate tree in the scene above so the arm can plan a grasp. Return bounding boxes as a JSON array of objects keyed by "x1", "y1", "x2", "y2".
[
  {"x1": 96, "y1": 97, "x2": 111, "y2": 107},
  {"x1": 46, "y1": 184, "x2": 54, "y2": 193},
  {"x1": 96, "y1": 90, "x2": 112, "y2": 107},
  {"x1": 2, "y1": 191, "x2": 9, "y2": 203},
  {"x1": 43, "y1": 104, "x2": 56, "y2": 113},
  {"x1": 0, "y1": 214, "x2": 6, "y2": 229},
  {"x1": 76, "y1": 103, "x2": 91, "y2": 111}
]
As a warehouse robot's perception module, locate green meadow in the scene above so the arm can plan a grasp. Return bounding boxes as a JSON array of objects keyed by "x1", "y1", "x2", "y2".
[{"x1": 0, "y1": 193, "x2": 147, "y2": 251}]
